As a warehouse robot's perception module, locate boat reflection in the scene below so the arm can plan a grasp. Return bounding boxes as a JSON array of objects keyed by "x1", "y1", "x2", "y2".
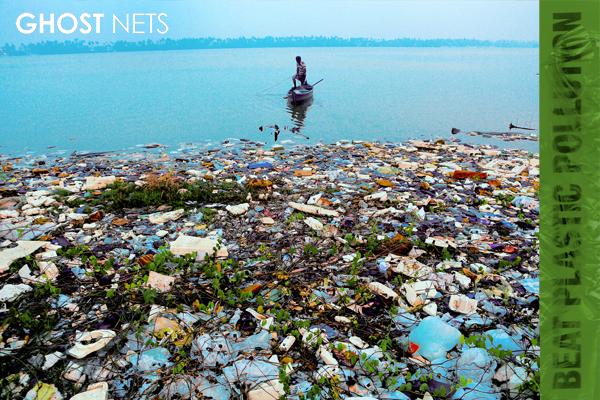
[{"x1": 285, "y1": 98, "x2": 312, "y2": 139}]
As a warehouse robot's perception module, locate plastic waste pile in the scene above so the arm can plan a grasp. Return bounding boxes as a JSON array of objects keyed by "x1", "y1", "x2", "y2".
[{"x1": 0, "y1": 138, "x2": 539, "y2": 399}]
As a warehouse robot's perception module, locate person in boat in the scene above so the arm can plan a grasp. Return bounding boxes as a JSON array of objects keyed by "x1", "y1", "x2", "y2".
[{"x1": 293, "y1": 56, "x2": 307, "y2": 88}]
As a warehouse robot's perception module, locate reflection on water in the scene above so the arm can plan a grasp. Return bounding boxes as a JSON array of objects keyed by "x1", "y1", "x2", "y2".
[
  {"x1": 257, "y1": 97, "x2": 313, "y2": 142},
  {"x1": 285, "y1": 98, "x2": 312, "y2": 139}
]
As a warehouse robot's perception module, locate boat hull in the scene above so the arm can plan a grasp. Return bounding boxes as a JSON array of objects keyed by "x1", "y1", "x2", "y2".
[{"x1": 288, "y1": 85, "x2": 313, "y2": 104}]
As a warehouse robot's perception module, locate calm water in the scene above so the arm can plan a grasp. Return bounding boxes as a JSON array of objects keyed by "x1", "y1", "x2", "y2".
[{"x1": 0, "y1": 47, "x2": 539, "y2": 155}]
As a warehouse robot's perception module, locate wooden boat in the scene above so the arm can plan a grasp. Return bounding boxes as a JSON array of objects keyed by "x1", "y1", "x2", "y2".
[
  {"x1": 287, "y1": 84, "x2": 314, "y2": 104},
  {"x1": 286, "y1": 79, "x2": 323, "y2": 105}
]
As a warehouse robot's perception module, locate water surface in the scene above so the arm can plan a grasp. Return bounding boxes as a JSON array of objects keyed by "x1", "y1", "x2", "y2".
[{"x1": 0, "y1": 47, "x2": 539, "y2": 155}]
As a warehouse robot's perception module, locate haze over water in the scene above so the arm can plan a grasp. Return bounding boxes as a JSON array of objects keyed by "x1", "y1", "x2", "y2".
[{"x1": 0, "y1": 47, "x2": 539, "y2": 155}]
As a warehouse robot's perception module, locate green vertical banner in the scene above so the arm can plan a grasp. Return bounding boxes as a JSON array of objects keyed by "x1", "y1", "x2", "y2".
[{"x1": 541, "y1": 0, "x2": 600, "y2": 399}]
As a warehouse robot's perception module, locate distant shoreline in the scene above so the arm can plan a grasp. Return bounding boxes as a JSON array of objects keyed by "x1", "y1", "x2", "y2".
[{"x1": 0, "y1": 36, "x2": 538, "y2": 57}]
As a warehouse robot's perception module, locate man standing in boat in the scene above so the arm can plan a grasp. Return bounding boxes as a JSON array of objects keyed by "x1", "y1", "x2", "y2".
[{"x1": 293, "y1": 56, "x2": 307, "y2": 88}]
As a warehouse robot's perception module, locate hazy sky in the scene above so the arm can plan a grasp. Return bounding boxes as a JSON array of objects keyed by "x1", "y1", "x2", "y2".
[{"x1": 0, "y1": 0, "x2": 539, "y2": 44}]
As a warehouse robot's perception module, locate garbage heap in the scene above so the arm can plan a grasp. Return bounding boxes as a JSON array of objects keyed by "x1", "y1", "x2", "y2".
[{"x1": 0, "y1": 139, "x2": 539, "y2": 399}]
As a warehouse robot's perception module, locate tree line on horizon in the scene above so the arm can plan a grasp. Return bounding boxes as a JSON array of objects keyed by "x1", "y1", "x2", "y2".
[{"x1": 0, "y1": 36, "x2": 538, "y2": 56}]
